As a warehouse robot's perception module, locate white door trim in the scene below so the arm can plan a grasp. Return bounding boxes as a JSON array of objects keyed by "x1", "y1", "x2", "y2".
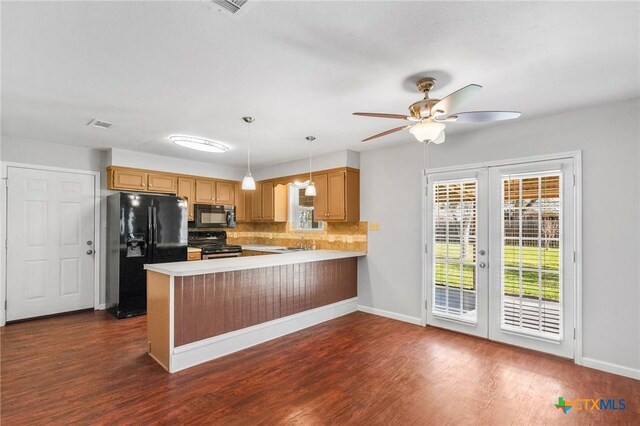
[
  {"x1": 421, "y1": 151, "x2": 583, "y2": 366},
  {"x1": 0, "y1": 162, "x2": 101, "y2": 326}
]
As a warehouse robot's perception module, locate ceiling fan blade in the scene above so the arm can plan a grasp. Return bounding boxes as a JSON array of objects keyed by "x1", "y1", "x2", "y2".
[
  {"x1": 353, "y1": 112, "x2": 410, "y2": 120},
  {"x1": 431, "y1": 84, "x2": 482, "y2": 118},
  {"x1": 432, "y1": 130, "x2": 446, "y2": 144},
  {"x1": 361, "y1": 125, "x2": 411, "y2": 142},
  {"x1": 445, "y1": 111, "x2": 521, "y2": 123}
]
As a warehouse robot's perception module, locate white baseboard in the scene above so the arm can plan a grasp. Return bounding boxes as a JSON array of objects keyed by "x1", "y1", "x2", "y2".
[
  {"x1": 95, "y1": 304, "x2": 106, "y2": 310},
  {"x1": 581, "y1": 357, "x2": 640, "y2": 380},
  {"x1": 170, "y1": 297, "x2": 358, "y2": 373},
  {"x1": 357, "y1": 305, "x2": 422, "y2": 326}
]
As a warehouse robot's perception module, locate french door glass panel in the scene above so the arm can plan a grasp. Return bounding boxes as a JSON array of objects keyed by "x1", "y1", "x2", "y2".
[
  {"x1": 433, "y1": 179, "x2": 478, "y2": 321},
  {"x1": 501, "y1": 172, "x2": 562, "y2": 339}
]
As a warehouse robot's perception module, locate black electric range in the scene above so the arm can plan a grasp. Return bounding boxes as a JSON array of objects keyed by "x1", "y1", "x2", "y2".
[{"x1": 188, "y1": 231, "x2": 242, "y2": 259}]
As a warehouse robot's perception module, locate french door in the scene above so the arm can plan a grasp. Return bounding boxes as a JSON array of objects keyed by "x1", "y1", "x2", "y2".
[{"x1": 425, "y1": 158, "x2": 575, "y2": 358}]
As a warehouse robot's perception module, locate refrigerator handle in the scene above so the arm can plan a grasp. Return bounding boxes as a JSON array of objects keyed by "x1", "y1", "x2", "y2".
[
  {"x1": 152, "y1": 207, "x2": 158, "y2": 252},
  {"x1": 148, "y1": 206, "x2": 154, "y2": 260}
]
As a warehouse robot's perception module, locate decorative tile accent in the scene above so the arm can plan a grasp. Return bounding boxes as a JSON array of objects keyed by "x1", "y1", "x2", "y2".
[{"x1": 227, "y1": 221, "x2": 368, "y2": 252}]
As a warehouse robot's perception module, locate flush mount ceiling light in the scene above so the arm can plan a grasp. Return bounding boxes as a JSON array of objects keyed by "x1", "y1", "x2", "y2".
[
  {"x1": 304, "y1": 136, "x2": 316, "y2": 197},
  {"x1": 241, "y1": 117, "x2": 256, "y2": 190},
  {"x1": 170, "y1": 135, "x2": 230, "y2": 153}
]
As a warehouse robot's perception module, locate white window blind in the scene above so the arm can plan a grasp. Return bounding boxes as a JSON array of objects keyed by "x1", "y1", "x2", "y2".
[
  {"x1": 432, "y1": 179, "x2": 478, "y2": 322},
  {"x1": 501, "y1": 172, "x2": 562, "y2": 339}
]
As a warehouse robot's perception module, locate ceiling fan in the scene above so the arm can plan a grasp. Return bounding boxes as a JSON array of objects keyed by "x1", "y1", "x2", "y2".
[{"x1": 353, "y1": 77, "x2": 521, "y2": 144}]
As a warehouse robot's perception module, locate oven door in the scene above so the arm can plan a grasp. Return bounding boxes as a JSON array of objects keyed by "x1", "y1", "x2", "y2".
[
  {"x1": 194, "y1": 204, "x2": 227, "y2": 228},
  {"x1": 202, "y1": 252, "x2": 242, "y2": 259}
]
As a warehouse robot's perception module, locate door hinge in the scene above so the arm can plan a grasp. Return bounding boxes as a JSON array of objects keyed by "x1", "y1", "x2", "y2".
[
  {"x1": 573, "y1": 328, "x2": 576, "y2": 339},
  {"x1": 573, "y1": 250, "x2": 576, "y2": 263},
  {"x1": 425, "y1": 300, "x2": 428, "y2": 310},
  {"x1": 572, "y1": 174, "x2": 576, "y2": 187},
  {"x1": 425, "y1": 185, "x2": 428, "y2": 197},
  {"x1": 3, "y1": 178, "x2": 7, "y2": 188},
  {"x1": 424, "y1": 244, "x2": 428, "y2": 253},
  {"x1": 4, "y1": 300, "x2": 6, "y2": 310}
]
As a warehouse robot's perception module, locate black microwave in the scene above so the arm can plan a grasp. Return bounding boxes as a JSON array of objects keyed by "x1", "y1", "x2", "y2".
[{"x1": 193, "y1": 204, "x2": 236, "y2": 228}]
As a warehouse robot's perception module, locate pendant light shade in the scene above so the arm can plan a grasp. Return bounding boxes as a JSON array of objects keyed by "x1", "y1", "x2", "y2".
[
  {"x1": 305, "y1": 136, "x2": 316, "y2": 197},
  {"x1": 242, "y1": 172, "x2": 256, "y2": 190},
  {"x1": 242, "y1": 116, "x2": 256, "y2": 190},
  {"x1": 304, "y1": 183, "x2": 316, "y2": 196},
  {"x1": 409, "y1": 120, "x2": 446, "y2": 142}
]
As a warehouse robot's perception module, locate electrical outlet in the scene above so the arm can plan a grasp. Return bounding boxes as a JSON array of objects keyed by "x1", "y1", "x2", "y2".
[{"x1": 369, "y1": 222, "x2": 380, "y2": 231}]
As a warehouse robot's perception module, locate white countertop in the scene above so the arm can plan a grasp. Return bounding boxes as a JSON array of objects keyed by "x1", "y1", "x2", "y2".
[{"x1": 144, "y1": 250, "x2": 366, "y2": 277}]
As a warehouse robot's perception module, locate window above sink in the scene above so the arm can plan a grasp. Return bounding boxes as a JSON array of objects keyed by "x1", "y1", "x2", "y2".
[{"x1": 288, "y1": 182, "x2": 324, "y2": 231}]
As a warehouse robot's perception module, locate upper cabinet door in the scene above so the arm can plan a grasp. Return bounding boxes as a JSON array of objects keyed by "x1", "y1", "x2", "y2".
[
  {"x1": 327, "y1": 171, "x2": 346, "y2": 220},
  {"x1": 177, "y1": 177, "x2": 195, "y2": 220},
  {"x1": 215, "y1": 181, "x2": 235, "y2": 205},
  {"x1": 234, "y1": 184, "x2": 247, "y2": 222},
  {"x1": 313, "y1": 173, "x2": 329, "y2": 220},
  {"x1": 251, "y1": 186, "x2": 263, "y2": 221},
  {"x1": 148, "y1": 173, "x2": 177, "y2": 194},
  {"x1": 261, "y1": 182, "x2": 274, "y2": 221},
  {"x1": 195, "y1": 179, "x2": 215, "y2": 204},
  {"x1": 110, "y1": 168, "x2": 148, "y2": 191}
]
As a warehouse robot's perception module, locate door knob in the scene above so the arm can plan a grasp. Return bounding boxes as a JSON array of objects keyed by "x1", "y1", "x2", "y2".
[
  {"x1": 86, "y1": 250, "x2": 94, "y2": 255},
  {"x1": 478, "y1": 262, "x2": 486, "y2": 269}
]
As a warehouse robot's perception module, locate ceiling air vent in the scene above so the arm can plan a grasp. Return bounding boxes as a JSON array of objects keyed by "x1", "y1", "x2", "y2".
[
  {"x1": 86, "y1": 119, "x2": 113, "y2": 129},
  {"x1": 212, "y1": 0, "x2": 251, "y2": 16}
]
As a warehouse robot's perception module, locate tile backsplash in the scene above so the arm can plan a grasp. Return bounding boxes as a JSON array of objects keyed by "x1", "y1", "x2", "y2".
[{"x1": 227, "y1": 222, "x2": 367, "y2": 252}]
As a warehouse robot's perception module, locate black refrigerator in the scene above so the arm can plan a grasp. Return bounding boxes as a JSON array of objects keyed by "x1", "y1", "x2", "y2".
[{"x1": 106, "y1": 192, "x2": 188, "y2": 318}]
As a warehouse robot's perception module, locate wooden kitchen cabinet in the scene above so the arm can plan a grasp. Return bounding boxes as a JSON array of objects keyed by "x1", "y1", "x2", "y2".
[
  {"x1": 261, "y1": 182, "x2": 274, "y2": 221},
  {"x1": 313, "y1": 169, "x2": 359, "y2": 222},
  {"x1": 177, "y1": 177, "x2": 196, "y2": 221},
  {"x1": 195, "y1": 179, "x2": 216, "y2": 204},
  {"x1": 148, "y1": 173, "x2": 177, "y2": 194},
  {"x1": 215, "y1": 181, "x2": 235, "y2": 205},
  {"x1": 234, "y1": 184, "x2": 248, "y2": 222},
  {"x1": 109, "y1": 167, "x2": 148, "y2": 191},
  {"x1": 250, "y1": 181, "x2": 283, "y2": 222}
]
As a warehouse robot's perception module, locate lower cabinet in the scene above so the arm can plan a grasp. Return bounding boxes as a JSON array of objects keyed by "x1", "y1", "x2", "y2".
[{"x1": 187, "y1": 250, "x2": 202, "y2": 261}]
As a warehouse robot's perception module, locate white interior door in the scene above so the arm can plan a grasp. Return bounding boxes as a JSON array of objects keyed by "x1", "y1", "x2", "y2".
[
  {"x1": 6, "y1": 167, "x2": 96, "y2": 321},
  {"x1": 426, "y1": 158, "x2": 575, "y2": 359},
  {"x1": 425, "y1": 168, "x2": 489, "y2": 338},
  {"x1": 488, "y1": 159, "x2": 575, "y2": 358}
]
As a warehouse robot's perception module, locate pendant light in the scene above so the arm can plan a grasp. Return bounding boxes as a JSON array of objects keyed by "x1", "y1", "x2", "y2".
[
  {"x1": 304, "y1": 136, "x2": 316, "y2": 196},
  {"x1": 241, "y1": 116, "x2": 256, "y2": 190}
]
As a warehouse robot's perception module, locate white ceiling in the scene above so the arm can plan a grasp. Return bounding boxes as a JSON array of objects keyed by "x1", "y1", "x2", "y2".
[{"x1": 2, "y1": 1, "x2": 639, "y2": 168}]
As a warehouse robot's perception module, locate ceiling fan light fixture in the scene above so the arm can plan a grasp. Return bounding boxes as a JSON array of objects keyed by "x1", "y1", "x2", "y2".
[
  {"x1": 409, "y1": 121, "x2": 446, "y2": 143},
  {"x1": 170, "y1": 135, "x2": 230, "y2": 153}
]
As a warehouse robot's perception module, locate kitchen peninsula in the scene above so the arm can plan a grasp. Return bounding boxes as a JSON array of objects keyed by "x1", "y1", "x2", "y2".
[{"x1": 144, "y1": 250, "x2": 365, "y2": 373}]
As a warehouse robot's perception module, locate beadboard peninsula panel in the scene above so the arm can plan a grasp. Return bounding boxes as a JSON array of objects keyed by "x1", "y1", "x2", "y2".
[{"x1": 173, "y1": 258, "x2": 357, "y2": 347}]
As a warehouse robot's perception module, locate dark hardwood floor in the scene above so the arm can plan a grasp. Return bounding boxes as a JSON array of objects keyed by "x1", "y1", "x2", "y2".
[{"x1": 1, "y1": 311, "x2": 638, "y2": 425}]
